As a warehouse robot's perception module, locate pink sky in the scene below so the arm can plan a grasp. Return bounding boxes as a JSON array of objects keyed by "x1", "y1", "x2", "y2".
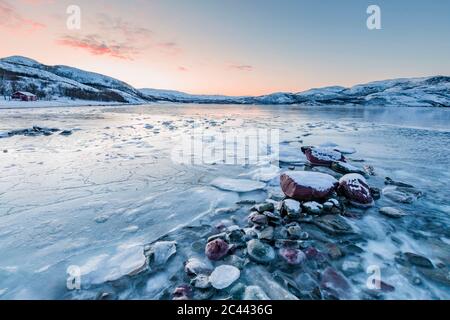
[{"x1": 1, "y1": 0, "x2": 449, "y2": 95}]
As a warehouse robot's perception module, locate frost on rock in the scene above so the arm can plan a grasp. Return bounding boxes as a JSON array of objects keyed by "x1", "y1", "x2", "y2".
[
  {"x1": 338, "y1": 174, "x2": 374, "y2": 207},
  {"x1": 331, "y1": 161, "x2": 365, "y2": 175},
  {"x1": 280, "y1": 171, "x2": 338, "y2": 201},
  {"x1": 303, "y1": 201, "x2": 324, "y2": 215},
  {"x1": 284, "y1": 199, "x2": 301, "y2": 212},
  {"x1": 209, "y1": 265, "x2": 240, "y2": 289},
  {"x1": 211, "y1": 177, "x2": 266, "y2": 193},
  {"x1": 319, "y1": 142, "x2": 356, "y2": 155},
  {"x1": 304, "y1": 147, "x2": 345, "y2": 166}
]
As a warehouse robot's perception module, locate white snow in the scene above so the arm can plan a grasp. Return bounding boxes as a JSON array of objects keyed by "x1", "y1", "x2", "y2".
[
  {"x1": 283, "y1": 171, "x2": 337, "y2": 191},
  {"x1": 303, "y1": 201, "x2": 323, "y2": 212},
  {"x1": 339, "y1": 173, "x2": 368, "y2": 191},
  {"x1": 283, "y1": 199, "x2": 301, "y2": 212},
  {"x1": 310, "y1": 147, "x2": 343, "y2": 162},
  {"x1": 2, "y1": 56, "x2": 448, "y2": 107},
  {"x1": 0, "y1": 97, "x2": 124, "y2": 109}
]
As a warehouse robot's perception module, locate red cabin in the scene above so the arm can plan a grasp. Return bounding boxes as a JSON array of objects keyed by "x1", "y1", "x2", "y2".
[{"x1": 11, "y1": 91, "x2": 37, "y2": 101}]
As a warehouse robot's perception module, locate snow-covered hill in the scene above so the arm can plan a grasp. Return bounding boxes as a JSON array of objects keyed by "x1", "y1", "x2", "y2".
[
  {"x1": 141, "y1": 77, "x2": 450, "y2": 107},
  {"x1": 0, "y1": 56, "x2": 152, "y2": 103},
  {"x1": 1, "y1": 55, "x2": 449, "y2": 107}
]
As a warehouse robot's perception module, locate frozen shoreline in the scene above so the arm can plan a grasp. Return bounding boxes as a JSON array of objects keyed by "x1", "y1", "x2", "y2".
[
  {"x1": 0, "y1": 104, "x2": 449, "y2": 300},
  {"x1": 0, "y1": 98, "x2": 137, "y2": 109}
]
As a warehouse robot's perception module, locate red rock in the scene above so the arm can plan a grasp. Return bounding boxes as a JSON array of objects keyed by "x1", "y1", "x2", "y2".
[
  {"x1": 320, "y1": 267, "x2": 351, "y2": 299},
  {"x1": 279, "y1": 248, "x2": 306, "y2": 265},
  {"x1": 303, "y1": 147, "x2": 345, "y2": 167},
  {"x1": 280, "y1": 171, "x2": 338, "y2": 201},
  {"x1": 337, "y1": 174, "x2": 374, "y2": 208},
  {"x1": 172, "y1": 285, "x2": 192, "y2": 300},
  {"x1": 205, "y1": 239, "x2": 229, "y2": 261},
  {"x1": 304, "y1": 247, "x2": 327, "y2": 262}
]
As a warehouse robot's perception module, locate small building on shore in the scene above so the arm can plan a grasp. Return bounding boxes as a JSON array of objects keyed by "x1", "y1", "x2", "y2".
[{"x1": 11, "y1": 91, "x2": 37, "y2": 101}]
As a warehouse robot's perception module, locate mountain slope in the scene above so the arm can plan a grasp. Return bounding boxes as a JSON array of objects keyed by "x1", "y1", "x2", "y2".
[
  {"x1": 0, "y1": 56, "x2": 152, "y2": 103},
  {"x1": 1, "y1": 55, "x2": 449, "y2": 107},
  {"x1": 140, "y1": 77, "x2": 450, "y2": 107}
]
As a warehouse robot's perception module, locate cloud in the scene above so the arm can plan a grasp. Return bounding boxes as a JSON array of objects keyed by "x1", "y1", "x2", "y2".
[
  {"x1": 229, "y1": 64, "x2": 254, "y2": 72},
  {"x1": 57, "y1": 13, "x2": 181, "y2": 60},
  {"x1": 96, "y1": 14, "x2": 153, "y2": 42},
  {"x1": 157, "y1": 41, "x2": 182, "y2": 55},
  {"x1": 0, "y1": 0, "x2": 46, "y2": 30},
  {"x1": 56, "y1": 34, "x2": 139, "y2": 60}
]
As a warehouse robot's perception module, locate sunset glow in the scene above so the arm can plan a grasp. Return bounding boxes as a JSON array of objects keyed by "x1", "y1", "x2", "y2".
[{"x1": 1, "y1": 0, "x2": 450, "y2": 95}]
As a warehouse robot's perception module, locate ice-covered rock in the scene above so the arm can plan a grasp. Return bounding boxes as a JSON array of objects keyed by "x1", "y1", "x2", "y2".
[
  {"x1": 144, "y1": 241, "x2": 177, "y2": 271},
  {"x1": 319, "y1": 142, "x2": 357, "y2": 155},
  {"x1": 211, "y1": 177, "x2": 266, "y2": 193},
  {"x1": 379, "y1": 207, "x2": 407, "y2": 218},
  {"x1": 302, "y1": 201, "x2": 323, "y2": 215},
  {"x1": 252, "y1": 202, "x2": 275, "y2": 213},
  {"x1": 302, "y1": 147, "x2": 345, "y2": 166},
  {"x1": 337, "y1": 174, "x2": 374, "y2": 207},
  {"x1": 331, "y1": 161, "x2": 365, "y2": 175},
  {"x1": 247, "y1": 239, "x2": 276, "y2": 264},
  {"x1": 280, "y1": 171, "x2": 338, "y2": 201},
  {"x1": 280, "y1": 199, "x2": 302, "y2": 218},
  {"x1": 209, "y1": 265, "x2": 240, "y2": 289},
  {"x1": 184, "y1": 258, "x2": 213, "y2": 276},
  {"x1": 382, "y1": 186, "x2": 420, "y2": 204}
]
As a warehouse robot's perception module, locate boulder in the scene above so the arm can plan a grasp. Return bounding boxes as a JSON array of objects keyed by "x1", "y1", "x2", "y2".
[
  {"x1": 280, "y1": 171, "x2": 338, "y2": 201},
  {"x1": 337, "y1": 174, "x2": 374, "y2": 208},
  {"x1": 302, "y1": 146, "x2": 345, "y2": 167},
  {"x1": 205, "y1": 239, "x2": 229, "y2": 261}
]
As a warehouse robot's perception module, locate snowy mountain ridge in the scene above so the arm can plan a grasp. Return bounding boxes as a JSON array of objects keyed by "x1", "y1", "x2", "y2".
[{"x1": 1, "y1": 56, "x2": 449, "y2": 107}]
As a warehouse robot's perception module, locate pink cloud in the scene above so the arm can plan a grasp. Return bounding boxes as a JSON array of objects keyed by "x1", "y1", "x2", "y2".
[
  {"x1": 229, "y1": 64, "x2": 254, "y2": 72},
  {"x1": 56, "y1": 14, "x2": 182, "y2": 60},
  {"x1": 0, "y1": 0, "x2": 46, "y2": 31},
  {"x1": 56, "y1": 35, "x2": 139, "y2": 60}
]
